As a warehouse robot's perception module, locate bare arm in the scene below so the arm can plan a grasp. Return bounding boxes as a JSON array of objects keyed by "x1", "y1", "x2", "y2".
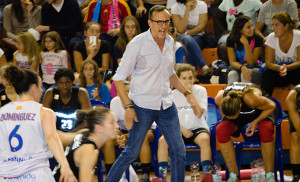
[
  {"x1": 265, "y1": 45, "x2": 280, "y2": 71},
  {"x1": 214, "y1": 90, "x2": 224, "y2": 116},
  {"x1": 243, "y1": 91, "x2": 276, "y2": 136},
  {"x1": 76, "y1": 145, "x2": 98, "y2": 182},
  {"x1": 286, "y1": 90, "x2": 300, "y2": 132},
  {"x1": 241, "y1": 36, "x2": 262, "y2": 65},
  {"x1": 42, "y1": 89, "x2": 53, "y2": 108},
  {"x1": 30, "y1": 59, "x2": 39, "y2": 72},
  {"x1": 254, "y1": 22, "x2": 266, "y2": 41},
  {"x1": 98, "y1": 53, "x2": 110, "y2": 73},
  {"x1": 41, "y1": 107, "x2": 77, "y2": 182},
  {"x1": 186, "y1": 13, "x2": 208, "y2": 36}
]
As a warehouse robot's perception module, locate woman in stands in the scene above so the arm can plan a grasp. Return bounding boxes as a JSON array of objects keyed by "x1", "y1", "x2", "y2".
[
  {"x1": 77, "y1": 60, "x2": 111, "y2": 105},
  {"x1": 43, "y1": 68, "x2": 91, "y2": 132},
  {"x1": 3, "y1": 0, "x2": 41, "y2": 41},
  {"x1": 0, "y1": 65, "x2": 76, "y2": 181},
  {"x1": 215, "y1": 82, "x2": 276, "y2": 182},
  {"x1": 227, "y1": 15, "x2": 263, "y2": 85},
  {"x1": 261, "y1": 12, "x2": 300, "y2": 96},
  {"x1": 171, "y1": 0, "x2": 210, "y2": 75},
  {"x1": 73, "y1": 22, "x2": 110, "y2": 74},
  {"x1": 286, "y1": 85, "x2": 300, "y2": 182},
  {"x1": 53, "y1": 106, "x2": 119, "y2": 181},
  {"x1": 255, "y1": 0, "x2": 300, "y2": 42}
]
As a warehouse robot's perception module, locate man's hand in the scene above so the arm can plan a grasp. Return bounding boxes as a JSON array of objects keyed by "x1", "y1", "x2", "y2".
[
  {"x1": 136, "y1": 6, "x2": 147, "y2": 18},
  {"x1": 35, "y1": 25, "x2": 49, "y2": 33},
  {"x1": 245, "y1": 121, "x2": 258, "y2": 137},
  {"x1": 107, "y1": 29, "x2": 120, "y2": 37},
  {"x1": 59, "y1": 164, "x2": 78, "y2": 182},
  {"x1": 124, "y1": 108, "x2": 138, "y2": 130}
]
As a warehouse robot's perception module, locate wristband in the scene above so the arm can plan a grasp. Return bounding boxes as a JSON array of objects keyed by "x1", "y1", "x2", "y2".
[
  {"x1": 124, "y1": 105, "x2": 134, "y2": 110},
  {"x1": 240, "y1": 65, "x2": 245, "y2": 70}
]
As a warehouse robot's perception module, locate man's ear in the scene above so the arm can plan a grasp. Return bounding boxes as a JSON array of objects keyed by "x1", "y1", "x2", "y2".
[{"x1": 148, "y1": 19, "x2": 152, "y2": 27}]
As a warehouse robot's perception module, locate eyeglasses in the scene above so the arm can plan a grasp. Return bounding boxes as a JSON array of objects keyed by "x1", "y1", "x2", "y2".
[{"x1": 150, "y1": 19, "x2": 171, "y2": 26}]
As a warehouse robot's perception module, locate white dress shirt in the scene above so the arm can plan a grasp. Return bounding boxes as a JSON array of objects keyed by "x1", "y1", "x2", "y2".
[{"x1": 113, "y1": 29, "x2": 176, "y2": 110}]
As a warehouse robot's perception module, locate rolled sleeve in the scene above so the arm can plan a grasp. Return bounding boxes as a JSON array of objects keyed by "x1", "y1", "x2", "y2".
[{"x1": 113, "y1": 43, "x2": 139, "y2": 81}]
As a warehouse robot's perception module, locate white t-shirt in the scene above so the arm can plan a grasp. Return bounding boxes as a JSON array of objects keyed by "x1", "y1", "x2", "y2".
[
  {"x1": 0, "y1": 48, "x2": 4, "y2": 58},
  {"x1": 171, "y1": 0, "x2": 207, "y2": 35},
  {"x1": 218, "y1": 0, "x2": 262, "y2": 30},
  {"x1": 265, "y1": 29, "x2": 300, "y2": 65},
  {"x1": 172, "y1": 85, "x2": 209, "y2": 131},
  {"x1": 14, "y1": 52, "x2": 31, "y2": 70},
  {"x1": 41, "y1": 50, "x2": 68, "y2": 84},
  {"x1": 0, "y1": 101, "x2": 53, "y2": 177},
  {"x1": 110, "y1": 96, "x2": 157, "y2": 131}
]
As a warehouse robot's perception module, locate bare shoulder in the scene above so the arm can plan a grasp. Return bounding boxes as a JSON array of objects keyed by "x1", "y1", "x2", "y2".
[{"x1": 215, "y1": 90, "x2": 224, "y2": 106}]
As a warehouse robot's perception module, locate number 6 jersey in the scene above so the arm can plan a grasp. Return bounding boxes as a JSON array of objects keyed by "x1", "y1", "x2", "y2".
[{"x1": 0, "y1": 100, "x2": 53, "y2": 177}]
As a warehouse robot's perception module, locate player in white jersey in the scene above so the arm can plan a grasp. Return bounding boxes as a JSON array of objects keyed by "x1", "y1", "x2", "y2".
[{"x1": 0, "y1": 65, "x2": 77, "y2": 182}]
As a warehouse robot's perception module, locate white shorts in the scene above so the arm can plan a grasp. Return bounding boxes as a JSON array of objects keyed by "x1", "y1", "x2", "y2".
[{"x1": 0, "y1": 167, "x2": 55, "y2": 182}]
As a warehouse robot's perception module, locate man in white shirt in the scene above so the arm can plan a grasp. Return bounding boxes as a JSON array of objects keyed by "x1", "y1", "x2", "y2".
[{"x1": 105, "y1": 5, "x2": 195, "y2": 182}]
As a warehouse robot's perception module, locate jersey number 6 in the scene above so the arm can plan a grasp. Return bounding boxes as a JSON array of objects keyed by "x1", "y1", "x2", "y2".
[{"x1": 9, "y1": 125, "x2": 23, "y2": 152}]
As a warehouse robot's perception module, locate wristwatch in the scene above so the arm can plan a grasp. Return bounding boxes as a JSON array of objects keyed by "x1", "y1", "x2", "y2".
[{"x1": 184, "y1": 90, "x2": 192, "y2": 97}]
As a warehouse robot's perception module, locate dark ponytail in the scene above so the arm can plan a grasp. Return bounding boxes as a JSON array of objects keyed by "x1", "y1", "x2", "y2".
[
  {"x1": 76, "y1": 107, "x2": 111, "y2": 133},
  {"x1": 3, "y1": 65, "x2": 39, "y2": 95}
]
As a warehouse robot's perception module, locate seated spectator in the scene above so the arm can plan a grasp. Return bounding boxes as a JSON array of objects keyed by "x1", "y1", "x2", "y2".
[
  {"x1": 36, "y1": 0, "x2": 83, "y2": 70},
  {"x1": 108, "y1": 83, "x2": 155, "y2": 182},
  {"x1": 77, "y1": 60, "x2": 111, "y2": 104},
  {"x1": 53, "y1": 107, "x2": 119, "y2": 181},
  {"x1": 134, "y1": 0, "x2": 167, "y2": 32},
  {"x1": 168, "y1": 23, "x2": 185, "y2": 64},
  {"x1": 227, "y1": 16, "x2": 263, "y2": 85},
  {"x1": 0, "y1": 65, "x2": 18, "y2": 107},
  {"x1": 74, "y1": 22, "x2": 110, "y2": 74},
  {"x1": 83, "y1": 0, "x2": 131, "y2": 49},
  {"x1": 171, "y1": 0, "x2": 210, "y2": 75},
  {"x1": 12, "y1": 32, "x2": 42, "y2": 72},
  {"x1": 114, "y1": 16, "x2": 140, "y2": 70},
  {"x1": 261, "y1": 12, "x2": 300, "y2": 96},
  {"x1": 43, "y1": 68, "x2": 92, "y2": 132},
  {"x1": 3, "y1": 0, "x2": 41, "y2": 41},
  {"x1": 215, "y1": 82, "x2": 277, "y2": 182},
  {"x1": 41, "y1": 31, "x2": 69, "y2": 94},
  {"x1": 286, "y1": 85, "x2": 300, "y2": 182},
  {"x1": 155, "y1": 64, "x2": 213, "y2": 182},
  {"x1": 215, "y1": 0, "x2": 262, "y2": 43},
  {"x1": 255, "y1": 0, "x2": 300, "y2": 42}
]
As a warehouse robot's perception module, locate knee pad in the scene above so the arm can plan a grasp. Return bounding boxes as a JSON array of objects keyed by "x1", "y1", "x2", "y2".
[
  {"x1": 216, "y1": 121, "x2": 236, "y2": 143},
  {"x1": 258, "y1": 120, "x2": 274, "y2": 142}
]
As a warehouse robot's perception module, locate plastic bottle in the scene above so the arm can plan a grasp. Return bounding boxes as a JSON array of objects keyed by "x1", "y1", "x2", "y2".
[
  {"x1": 256, "y1": 158, "x2": 266, "y2": 182},
  {"x1": 251, "y1": 159, "x2": 259, "y2": 182},
  {"x1": 190, "y1": 161, "x2": 201, "y2": 182},
  {"x1": 212, "y1": 162, "x2": 222, "y2": 182}
]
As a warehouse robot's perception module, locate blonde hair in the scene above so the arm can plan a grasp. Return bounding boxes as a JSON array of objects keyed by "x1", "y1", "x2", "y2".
[
  {"x1": 16, "y1": 32, "x2": 42, "y2": 65},
  {"x1": 272, "y1": 12, "x2": 296, "y2": 31},
  {"x1": 222, "y1": 90, "x2": 243, "y2": 116},
  {"x1": 175, "y1": 64, "x2": 198, "y2": 83}
]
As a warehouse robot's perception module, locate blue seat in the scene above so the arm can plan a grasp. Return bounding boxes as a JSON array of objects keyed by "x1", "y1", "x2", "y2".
[{"x1": 211, "y1": 97, "x2": 284, "y2": 182}]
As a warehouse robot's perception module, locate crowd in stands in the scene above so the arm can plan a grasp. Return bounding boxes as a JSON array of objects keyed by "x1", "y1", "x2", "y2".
[{"x1": 0, "y1": 0, "x2": 300, "y2": 181}]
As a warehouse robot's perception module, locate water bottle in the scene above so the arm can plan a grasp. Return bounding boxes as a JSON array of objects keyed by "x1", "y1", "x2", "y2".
[
  {"x1": 251, "y1": 159, "x2": 259, "y2": 182},
  {"x1": 256, "y1": 158, "x2": 266, "y2": 182},
  {"x1": 190, "y1": 161, "x2": 200, "y2": 182},
  {"x1": 212, "y1": 162, "x2": 222, "y2": 182}
]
